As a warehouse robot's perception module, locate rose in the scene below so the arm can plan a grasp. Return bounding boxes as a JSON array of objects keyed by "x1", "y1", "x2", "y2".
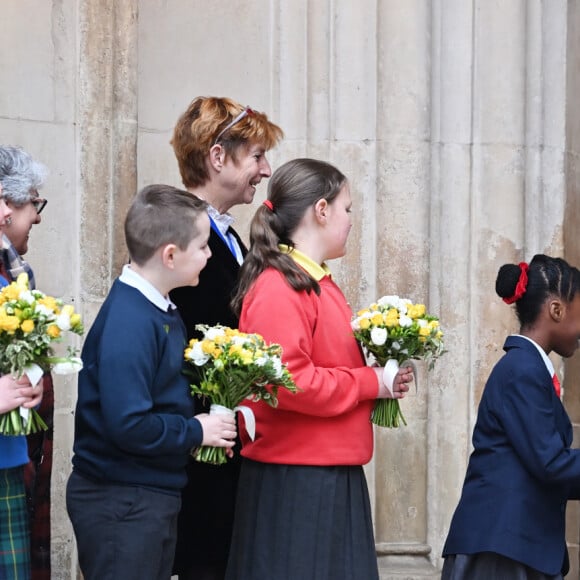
[
  {"x1": 370, "y1": 327, "x2": 388, "y2": 346},
  {"x1": 185, "y1": 341, "x2": 210, "y2": 366}
]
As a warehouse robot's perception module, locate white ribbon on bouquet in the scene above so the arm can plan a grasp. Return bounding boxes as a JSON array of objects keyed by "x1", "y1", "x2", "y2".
[
  {"x1": 210, "y1": 403, "x2": 256, "y2": 441},
  {"x1": 18, "y1": 363, "x2": 44, "y2": 425},
  {"x1": 382, "y1": 359, "x2": 418, "y2": 398}
]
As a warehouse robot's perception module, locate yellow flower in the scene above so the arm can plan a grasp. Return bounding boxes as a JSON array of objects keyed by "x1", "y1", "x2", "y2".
[
  {"x1": 0, "y1": 312, "x2": 20, "y2": 333},
  {"x1": 2, "y1": 284, "x2": 21, "y2": 302},
  {"x1": 357, "y1": 308, "x2": 370, "y2": 317},
  {"x1": 38, "y1": 296, "x2": 58, "y2": 312},
  {"x1": 371, "y1": 312, "x2": 383, "y2": 326},
  {"x1": 70, "y1": 313, "x2": 82, "y2": 328},
  {"x1": 385, "y1": 310, "x2": 399, "y2": 328},
  {"x1": 418, "y1": 326, "x2": 431, "y2": 337},
  {"x1": 201, "y1": 339, "x2": 216, "y2": 354},
  {"x1": 47, "y1": 324, "x2": 61, "y2": 338},
  {"x1": 239, "y1": 349, "x2": 253, "y2": 365},
  {"x1": 61, "y1": 304, "x2": 75, "y2": 317},
  {"x1": 408, "y1": 304, "x2": 426, "y2": 319},
  {"x1": 16, "y1": 273, "x2": 29, "y2": 288},
  {"x1": 359, "y1": 317, "x2": 371, "y2": 330},
  {"x1": 229, "y1": 344, "x2": 242, "y2": 357},
  {"x1": 20, "y1": 319, "x2": 35, "y2": 333}
]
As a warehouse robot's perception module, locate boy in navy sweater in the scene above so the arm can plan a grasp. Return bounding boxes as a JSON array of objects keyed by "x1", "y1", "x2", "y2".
[{"x1": 66, "y1": 184, "x2": 236, "y2": 580}]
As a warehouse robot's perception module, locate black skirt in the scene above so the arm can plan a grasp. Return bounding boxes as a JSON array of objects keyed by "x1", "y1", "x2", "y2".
[
  {"x1": 442, "y1": 553, "x2": 564, "y2": 580},
  {"x1": 225, "y1": 459, "x2": 379, "y2": 580}
]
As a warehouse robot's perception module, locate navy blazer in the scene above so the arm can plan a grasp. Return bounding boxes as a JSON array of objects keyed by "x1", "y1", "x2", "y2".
[
  {"x1": 443, "y1": 335, "x2": 580, "y2": 576},
  {"x1": 169, "y1": 224, "x2": 247, "y2": 572},
  {"x1": 170, "y1": 225, "x2": 246, "y2": 339}
]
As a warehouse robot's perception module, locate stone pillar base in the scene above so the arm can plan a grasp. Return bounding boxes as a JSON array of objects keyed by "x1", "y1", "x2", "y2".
[{"x1": 377, "y1": 543, "x2": 440, "y2": 579}]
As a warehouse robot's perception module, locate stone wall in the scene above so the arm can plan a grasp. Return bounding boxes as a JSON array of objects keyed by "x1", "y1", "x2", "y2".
[{"x1": 1, "y1": 1, "x2": 579, "y2": 578}]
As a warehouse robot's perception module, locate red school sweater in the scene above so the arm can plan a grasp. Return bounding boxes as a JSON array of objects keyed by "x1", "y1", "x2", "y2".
[{"x1": 238, "y1": 268, "x2": 379, "y2": 466}]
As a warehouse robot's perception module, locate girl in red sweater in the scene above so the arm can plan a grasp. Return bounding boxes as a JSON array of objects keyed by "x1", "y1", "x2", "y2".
[{"x1": 226, "y1": 158, "x2": 413, "y2": 580}]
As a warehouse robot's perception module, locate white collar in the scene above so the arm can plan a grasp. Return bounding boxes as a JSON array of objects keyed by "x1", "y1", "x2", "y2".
[
  {"x1": 514, "y1": 334, "x2": 555, "y2": 376},
  {"x1": 207, "y1": 205, "x2": 235, "y2": 236},
  {"x1": 119, "y1": 264, "x2": 175, "y2": 312}
]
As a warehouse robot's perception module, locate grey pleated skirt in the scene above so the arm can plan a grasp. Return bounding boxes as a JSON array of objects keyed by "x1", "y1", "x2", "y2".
[
  {"x1": 442, "y1": 553, "x2": 563, "y2": 580},
  {"x1": 225, "y1": 459, "x2": 379, "y2": 580}
]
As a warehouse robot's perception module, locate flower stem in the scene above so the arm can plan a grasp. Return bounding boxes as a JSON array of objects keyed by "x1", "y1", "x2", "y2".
[
  {"x1": 371, "y1": 399, "x2": 407, "y2": 428},
  {"x1": 193, "y1": 445, "x2": 228, "y2": 465},
  {"x1": 0, "y1": 408, "x2": 48, "y2": 436}
]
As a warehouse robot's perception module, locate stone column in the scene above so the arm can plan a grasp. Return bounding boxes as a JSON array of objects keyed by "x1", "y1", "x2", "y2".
[
  {"x1": 374, "y1": 0, "x2": 436, "y2": 577},
  {"x1": 67, "y1": 1, "x2": 138, "y2": 576}
]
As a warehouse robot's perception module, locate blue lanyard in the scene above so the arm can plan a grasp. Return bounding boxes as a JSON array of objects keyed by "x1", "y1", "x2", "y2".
[{"x1": 209, "y1": 216, "x2": 237, "y2": 257}]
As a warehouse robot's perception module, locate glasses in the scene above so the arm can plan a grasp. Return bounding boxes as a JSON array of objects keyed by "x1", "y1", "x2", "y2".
[
  {"x1": 30, "y1": 197, "x2": 47, "y2": 215},
  {"x1": 213, "y1": 106, "x2": 254, "y2": 146}
]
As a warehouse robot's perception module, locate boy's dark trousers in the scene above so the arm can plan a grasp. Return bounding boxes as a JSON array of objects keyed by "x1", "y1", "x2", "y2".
[{"x1": 66, "y1": 470, "x2": 181, "y2": 580}]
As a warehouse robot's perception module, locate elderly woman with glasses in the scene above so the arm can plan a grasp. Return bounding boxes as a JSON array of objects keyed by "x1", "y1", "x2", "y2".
[
  {"x1": 0, "y1": 145, "x2": 52, "y2": 580},
  {"x1": 0, "y1": 146, "x2": 47, "y2": 282},
  {"x1": 169, "y1": 97, "x2": 283, "y2": 580}
]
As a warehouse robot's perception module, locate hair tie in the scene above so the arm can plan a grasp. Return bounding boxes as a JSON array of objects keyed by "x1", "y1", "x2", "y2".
[
  {"x1": 503, "y1": 262, "x2": 529, "y2": 304},
  {"x1": 263, "y1": 199, "x2": 274, "y2": 211}
]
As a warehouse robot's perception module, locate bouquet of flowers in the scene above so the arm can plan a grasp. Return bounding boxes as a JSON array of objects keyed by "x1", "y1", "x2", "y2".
[
  {"x1": 352, "y1": 295, "x2": 445, "y2": 428},
  {"x1": 0, "y1": 273, "x2": 84, "y2": 435},
  {"x1": 184, "y1": 324, "x2": 298, "y2": 465}
]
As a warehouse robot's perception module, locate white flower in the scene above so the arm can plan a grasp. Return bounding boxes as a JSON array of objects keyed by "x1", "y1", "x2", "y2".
[
  {"x1": 255, "y1": 356, "x2": 268, "y2": 367},
  {"x1": 271, "y1": 356, "x2": 283, "y2": 378},
  {"x1": 52, "y1": 357, "x2": 83, "y2": 375},
  {"x1": 352, "y1": 310, "x2": 372, "y2": 331},
  {"x1": 35, "y1": 304, "x2": 54, "y2": 318},
  {"x1": 19, "y1": 290, "x2": 35, "y2": 304},
  {"x1": 188, "y1": 341, "x2": 210, "y2": 366},
  {"x1": 205, "y1": 327, "x2": 225, "y2": 340},
  {"x1": 370, "y1": 327, "x2": 388, "y2": 346},
  {"x1": 392, "y1": 341, "x2": 401, "y2": 351},
  {"x1": 378, "y1": 295, "x2": 400, "y2": 308},
  {"x1": 399, "y1": 314, "x2": 413, "y2": 327},
  {"x1": 417, "y1": 319, "x2": 428, "y2": 327},
  {"x1": 56, "y1": 312, "x2": 72, "y2": 331}
]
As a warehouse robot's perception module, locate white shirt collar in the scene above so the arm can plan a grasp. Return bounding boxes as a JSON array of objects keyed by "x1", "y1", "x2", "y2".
[
  {"x1": 514, "y1": 334, "x2": 555, "y2": 376},
  {"x1": 119, "y1": 264, "x2": 175, "y2": 312},
  {"x1": 207, "y1": 204, "x2": 235, "y2": 236}
]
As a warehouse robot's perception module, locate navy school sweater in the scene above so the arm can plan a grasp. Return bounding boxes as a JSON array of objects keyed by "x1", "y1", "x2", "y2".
[{"x1": 71, "y1": 279, "x2": 202, "y2": 493}]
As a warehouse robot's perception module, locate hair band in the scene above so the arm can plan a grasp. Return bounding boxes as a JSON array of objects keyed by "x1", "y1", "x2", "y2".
[
  {"x1": 263, "y1": 199, "x2": 274, "y2": 211},
  {"x1": 503, "y1": 262, "x2": 529, "y2": 304}
]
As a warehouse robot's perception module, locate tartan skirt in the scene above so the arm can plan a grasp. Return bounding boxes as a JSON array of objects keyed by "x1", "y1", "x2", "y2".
[
  {"x1": 0, "y1": 466, "x2": 30, "y2": 580},
  {"x1": 225, "y1": 459, "x2": 379, "y2": 580}
]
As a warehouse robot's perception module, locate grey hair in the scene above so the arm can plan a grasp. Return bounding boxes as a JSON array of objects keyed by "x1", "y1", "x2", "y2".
[{"x1": 0, "y1": 146, "x2": 48, "y2": 206}]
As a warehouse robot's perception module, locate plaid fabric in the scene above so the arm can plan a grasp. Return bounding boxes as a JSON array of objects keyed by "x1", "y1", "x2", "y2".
[
  {"x1": 0, "y1": 467, "x2": 31, "y2": 579},
  {"x1": 24, "y1": 373, "x2": 53, "y2": 580},
  {"x1": 1, "y1": 235, "x2": 35, "y2": 289}
]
